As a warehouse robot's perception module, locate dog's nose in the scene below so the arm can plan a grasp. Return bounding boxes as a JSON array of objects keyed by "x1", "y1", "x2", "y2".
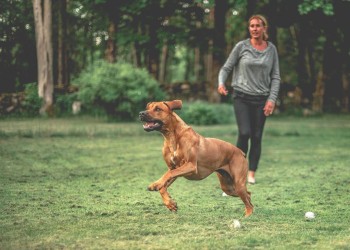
[{"x1": 139, "y1": 111, "x2": 146, "y2": 118}]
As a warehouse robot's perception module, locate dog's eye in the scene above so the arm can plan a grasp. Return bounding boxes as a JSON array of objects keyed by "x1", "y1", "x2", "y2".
[{"x1": 155, "y1": 107, "x2": 162, "y2": 112}]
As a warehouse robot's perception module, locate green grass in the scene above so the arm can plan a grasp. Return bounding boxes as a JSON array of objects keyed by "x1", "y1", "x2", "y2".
[{"x1": 1, "y1": 115, "x2": 350, "y2": 249}]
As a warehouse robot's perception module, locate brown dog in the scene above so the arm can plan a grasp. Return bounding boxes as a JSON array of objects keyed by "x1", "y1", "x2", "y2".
[{"x1": 139, "y1": 100, "x2": 253, "y2": 217}]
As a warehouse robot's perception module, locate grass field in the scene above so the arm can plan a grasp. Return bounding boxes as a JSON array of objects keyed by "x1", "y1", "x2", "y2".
[{"x1": 1, "y1": 115, "x2": 350, "y2": 249}]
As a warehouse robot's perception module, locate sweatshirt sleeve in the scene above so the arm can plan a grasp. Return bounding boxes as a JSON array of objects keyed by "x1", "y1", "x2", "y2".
[
  {"x1": 268, "y1": 46, "x2": 281, "y2": 102},
  {"x1": 218, "y1": 42, "x2": 243, "y2": 87}
]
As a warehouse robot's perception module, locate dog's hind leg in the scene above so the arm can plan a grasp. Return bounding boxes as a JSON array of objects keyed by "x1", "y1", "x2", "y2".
[
  {"x1": 235, "y1": 184, "x2": 254, "y2": 217},
  {"x1": 216, "y1": 168, "x2": 237, "y2": 197},
  {"x1": 216, "y1": 168, "x2": 253, "y2": 217},
  {"x1": 228, "y1": 158, "x2": 254, "y2": 217}
]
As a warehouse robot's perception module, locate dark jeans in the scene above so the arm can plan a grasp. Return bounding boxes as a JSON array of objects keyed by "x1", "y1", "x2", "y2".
[{"x1": 232, "y1": 91, "x2": 268, "y2": 172}]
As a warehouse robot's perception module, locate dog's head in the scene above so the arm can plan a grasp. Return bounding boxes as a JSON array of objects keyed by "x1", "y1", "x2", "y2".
[{"x1": 139, "y1": 100, "x2": 182, "y2": 132}]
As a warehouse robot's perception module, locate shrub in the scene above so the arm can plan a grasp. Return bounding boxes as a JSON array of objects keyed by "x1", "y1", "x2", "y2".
[
  {"x1": 21, "y1": 83, "x2": 77, "y2": 117},
  {"x1": 74, "y1": 61, "x2": 167, "y2": 120},
  {"x1": 179, "y1": 101, "x2": 234, "y2": 125},
  {"x1": 21, "y1": 83, "x2": 42, "y2": 116},
  {"x1": 55, "y1": 92, "x2": 77, "y2": 115}
]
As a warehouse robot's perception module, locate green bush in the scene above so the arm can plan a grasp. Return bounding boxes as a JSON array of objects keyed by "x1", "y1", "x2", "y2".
[
  {"x1": 55, "y1": 92, "x2": 77, "y2": 115},
  {"x1": 21, "y1": 82, "x2": 42, "y2": 116},
  {"x1": 74, "y1": 61, "x2": 167, "y2": 120},
  {"x1": 179, "y1": 101, "x2": 234, "y2": 125},
  {"x1": 21, "y1": 83, "x2": 77, "y2": 117}
]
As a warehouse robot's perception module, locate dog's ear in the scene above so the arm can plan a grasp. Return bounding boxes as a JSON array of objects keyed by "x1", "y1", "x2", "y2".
[{"x1": 165, "y1": 100, "x2": 182, "y2": 111}]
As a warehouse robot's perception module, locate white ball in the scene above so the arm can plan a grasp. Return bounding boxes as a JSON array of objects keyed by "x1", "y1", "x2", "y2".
[
  {"x1": 233, "y1": 219, "x2": 241, "y2": 228},
  {"x1": 305, "y1": 211, "x2": 315, "y2": 220}
]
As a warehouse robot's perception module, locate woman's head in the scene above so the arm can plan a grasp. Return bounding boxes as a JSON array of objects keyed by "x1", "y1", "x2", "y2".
[{"x1": 248, "y1": 15, "x2": 268, "y2": 41}]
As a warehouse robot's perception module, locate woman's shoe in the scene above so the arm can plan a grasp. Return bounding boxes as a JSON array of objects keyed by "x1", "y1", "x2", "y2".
[
  {"x1": 248, "y1": 171, "x2": 256, "y2": 184},
  {"x1": 248, "y1": 176, "x2": 256, "y2": 185}
]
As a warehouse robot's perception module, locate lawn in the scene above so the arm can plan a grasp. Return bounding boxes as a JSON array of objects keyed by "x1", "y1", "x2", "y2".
[{"x1": 0, "y1": 115, "x2": 350, "y2": 249}]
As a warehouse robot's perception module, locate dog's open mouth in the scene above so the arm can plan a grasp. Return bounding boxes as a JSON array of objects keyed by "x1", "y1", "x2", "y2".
[
  {"x1": 139, "y1": 111, "x2": 163, "y2": 131},
  {"x1": 142, "y1": 120, "x2": 163, "y2": 131}
]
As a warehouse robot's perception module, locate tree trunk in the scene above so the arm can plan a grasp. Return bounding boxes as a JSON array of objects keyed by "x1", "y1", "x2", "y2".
[
  {"x1": 57, "y1": 0, "x2": 69, "y2": 90},
  {"x1": 323, "y1": 17, "x2": 342, "y2": 112},
  {"x1": 209, "y1": 0, "x2": 228, "y2": 103},
  {"x1": 132, "y1": 42, "x2": 142, "y2": 68},
  {"x1": 105, "y1": 21, "x2": 116, "y2": 63},
  {"x1": 295, "y1": 20, "x2": 312, "y2": 103},
  {"x1": 334, "y1": 0, "x2": 350, "y2": 112},
  {"x1": 194, "y1": 46, "x2": 201, "y2": 82},
  {"x1": 246, "y1": 0, "x2": 258, "y2": 34},
  {"x1": 341, "y1": 72, "x2": 349, "y2": 112},
  {"x1": 32, "y1": 0, "x2": 54, "y2": 115},
  {"x1": 261, "y1": 0, "x2": 278, "y2": 46},
  {"x1": 159, "y1": 41, "x2": 168, "y2": 84},
  {"x1": 147, "y1": 20, "x2": 160, "y2": 80},
  {"x1": 312, "y1": 69, "x2": 324, "y2": 113},
  {"x1": 104, "y1": 1, "x2": 120, "y2": 64},
  {"x1": 206, "y1": 40, "x2": 213, "y2": 84},
  {"x1": 184, "y1": 49, "x2": 191, "y2": 81},
  {"x1": 194, "y1": 21, "x2": 202, "y2": 83}
]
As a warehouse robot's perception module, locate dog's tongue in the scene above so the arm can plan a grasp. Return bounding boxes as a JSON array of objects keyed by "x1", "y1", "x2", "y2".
[{"x1": 143, "y1": 122, "x2": 155, "y2": 129}]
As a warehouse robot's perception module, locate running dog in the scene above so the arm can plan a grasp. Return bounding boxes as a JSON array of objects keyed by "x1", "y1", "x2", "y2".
[{"x1": 139, "y1": 100, "x2": 253, "y2": 217}]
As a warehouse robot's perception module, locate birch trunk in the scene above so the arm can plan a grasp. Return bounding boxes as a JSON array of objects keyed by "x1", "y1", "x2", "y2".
[{"x1": 32, "y1": 0, "x2": 54, "y2": 115}]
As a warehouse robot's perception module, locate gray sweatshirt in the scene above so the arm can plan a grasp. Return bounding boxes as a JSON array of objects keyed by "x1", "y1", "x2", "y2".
[{"x1": 218, "y1": 38, "x2": 281, "y2": 102}]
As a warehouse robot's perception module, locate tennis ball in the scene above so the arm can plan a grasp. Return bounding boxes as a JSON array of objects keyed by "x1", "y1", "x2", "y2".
[
  {"x1": 233, "y1": 219, "x2": 241, "y2": 228},
  {"x1": 305, "y1": 211, "x2": 315, "y2": 220}
]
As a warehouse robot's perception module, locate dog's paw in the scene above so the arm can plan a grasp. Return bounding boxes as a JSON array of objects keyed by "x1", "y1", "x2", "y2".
[
  {"x1": 166, "y1": 200, "x2": 178, "y2": 212},
  {"x1": 147, "y1": 182, "x2": 163, "y2": 191},
  {"x1": 147, "y1": 185, "x2": 158, "y2": 191},
  {"x1": 147, "y1": 184, "x2": 158, "y2": 191},
  {"x1": 244, "y1": 207, "x2": 253, "y2": 217}
]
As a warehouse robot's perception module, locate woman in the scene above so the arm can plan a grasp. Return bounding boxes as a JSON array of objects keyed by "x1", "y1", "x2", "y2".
[{"x1": 217, "y1": 14, "x2": 280, "y2": 184}]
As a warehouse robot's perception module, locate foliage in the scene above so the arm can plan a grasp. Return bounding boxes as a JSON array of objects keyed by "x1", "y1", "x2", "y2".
[
  {"x1": 1, "y1": 0, "x2": 350, "y2": 113},
  {"x1": 74, "y1": 61, "x2": 167, "y2": 120},
  {"x1": 168, "y1": 46, "x2": 195, "y2": 83},
  {"x1": 16, "y1": 84, "x2": 79, "y2": 117},
  {"x1": 178, "y1": 101, "x2": 234, "y2": 125},
  {"x1": 298, "y1": 0, "x2": 334, "y2": 15},
  {"x1": 54, "y1": 92, "x2": 78, "y2": 116},
  {"x1": 21, "y1": 83, "x2": 42, "y2": 116},
  {"x1": 0, "y1": 1, "x2": 36, "y2": 92},
  {"x1": 0, "y1": 116, "x2": 350, "y2": 249}
]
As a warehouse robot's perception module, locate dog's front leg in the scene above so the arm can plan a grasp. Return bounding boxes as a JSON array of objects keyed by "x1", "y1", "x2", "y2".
[
  {"x1": 159, "y1": 186, "x2": 177, "y2": 212},
  {"x1": 148, "y1": 173, "x2": 176, "y2": 191},
  {"x1": 149, "y1": 176, "x2": 178, "y2": 211},
  {"x1": 148, "y1": 162, "x2": 196, "y2": 191}
]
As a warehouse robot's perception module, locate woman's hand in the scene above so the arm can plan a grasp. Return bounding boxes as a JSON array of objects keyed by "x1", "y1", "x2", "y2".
[
  {"x1": 264, "y1": 100, "x2": 275, "y2": 116},
  {"x1": 218, "y1": 85, "x2": 228, "y2": 96}
]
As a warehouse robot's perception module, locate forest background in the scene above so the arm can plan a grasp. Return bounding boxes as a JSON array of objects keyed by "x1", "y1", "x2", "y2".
[{"x1": 0, "y1": 0, "x2": 349, "y2": 119}]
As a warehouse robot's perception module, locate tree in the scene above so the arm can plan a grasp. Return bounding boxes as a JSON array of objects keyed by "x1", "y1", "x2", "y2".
[
  {"x1": 32, "y1": 0, "x2": 54, "y2": 115},
  {"x1": 57, "y1": 0, "x2": 69, "y2": 90},
  {"x1": 209, "y1": 0, "x2": 228, "y2": 102},
  {"x1": 103, "y1": 1, "x2": 121, "y2": 63},
  {"x1": 334, "y1": 0, "x2": 350, "y2": 112},
  {"x1": 2, "y1": 0, "x2": 349, "y2": 115},
  {"x1": 298, "y1": 0, "x2": 350, "y2": 112},
  {"x1": 0, "y1": 1, "x2": 36, "y2": 93}
]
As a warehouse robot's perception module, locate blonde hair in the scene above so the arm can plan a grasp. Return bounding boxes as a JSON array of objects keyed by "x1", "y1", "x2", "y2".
[{"x1": 248, "y1": 14, "x2": 269, "y2": 41}]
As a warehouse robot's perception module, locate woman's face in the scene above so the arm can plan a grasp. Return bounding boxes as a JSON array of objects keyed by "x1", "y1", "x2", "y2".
[{"x1": 249, "y1": 18, "x2": 266, "y2": 40}]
